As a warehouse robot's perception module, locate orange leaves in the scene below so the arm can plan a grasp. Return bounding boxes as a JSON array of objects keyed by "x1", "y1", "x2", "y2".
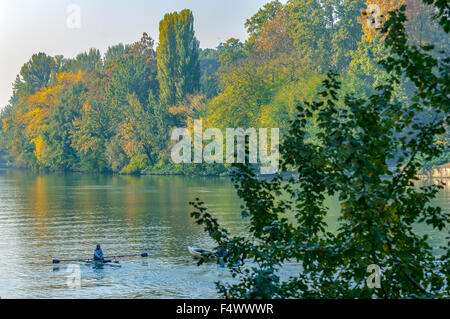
[
  {"x1": 171, "y1": 94, "x2": 207, "y2": 116},
  {"x1": 169, "y1": 94, "x2": 208, "y2": 128},
  {"x1": 359, "y1": 0, "x2": 418, "y2": 42},
  {"x1": 253, "y1": 11, "x2": 293, "y2": 58},
  {"x1": 118, "y1": 118, "x2": 141, "y2": 157},
  {"x1": 77, "y1": 137, "x2": 98, "y2": 154},
  {"x1": 358, "y1": 1, "x2": 395, "y2": 42},
  {"x1": 168, "y1": 104, "x2": 190, "y2": 116}
]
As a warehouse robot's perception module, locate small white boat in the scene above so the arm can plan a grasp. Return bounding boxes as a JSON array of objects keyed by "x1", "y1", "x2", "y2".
[{"x1": 188, "y1": 246, "x2": 215, "y2": 259}]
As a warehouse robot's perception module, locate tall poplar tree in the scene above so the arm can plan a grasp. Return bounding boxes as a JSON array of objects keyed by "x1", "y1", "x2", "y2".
[{"x1": 157, "y1": 9, "x2": 200, "y2": 106}]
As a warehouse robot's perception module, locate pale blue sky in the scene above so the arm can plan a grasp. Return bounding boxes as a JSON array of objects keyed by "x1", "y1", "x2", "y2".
[{"x1": 0, "y1": 0, "x2": 286, "y2": 108}]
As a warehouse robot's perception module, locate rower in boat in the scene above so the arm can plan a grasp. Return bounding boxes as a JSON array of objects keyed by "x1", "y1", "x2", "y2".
[
  {"x1": 94, "y1": 244, "x2": 104, "y2": 262},
  {"x1": 52, "y1": 252, "x2": 148, "y2": 267}
]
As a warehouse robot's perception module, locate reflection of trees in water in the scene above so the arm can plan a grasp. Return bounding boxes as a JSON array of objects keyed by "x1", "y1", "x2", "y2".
[{"x1": 0, "y1": 169, "x2": 448, "y2": 297}]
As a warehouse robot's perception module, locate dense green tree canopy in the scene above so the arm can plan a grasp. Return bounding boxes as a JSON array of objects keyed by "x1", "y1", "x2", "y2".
[
  {"x1": 157, "y1": 9, "x2": 200, "y2": 107},
  {"x1": 0, "y1": 1, "x2": 448, "y2": 176}
]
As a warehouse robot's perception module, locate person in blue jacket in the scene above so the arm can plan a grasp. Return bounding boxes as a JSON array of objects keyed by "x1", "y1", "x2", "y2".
[{"x1": 94, "y1": 244, "x2": 104, "y2": 261}]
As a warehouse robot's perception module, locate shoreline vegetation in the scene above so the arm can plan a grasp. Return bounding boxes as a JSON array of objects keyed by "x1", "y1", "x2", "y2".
[
  {"x1": 1, "y1": 157, "x2": 449, "y2": 180},
  {"x1": 2, "y1": 146, "x2": 448, "y2": 179},
  {"x1": 0, "y1": 1, "x2": 448, "y2": 177}
]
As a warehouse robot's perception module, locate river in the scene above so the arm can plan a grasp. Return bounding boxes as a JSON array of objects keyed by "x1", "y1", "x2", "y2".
[{"x1": 0, "y1": 167, "x2": 448, "y2": 298}]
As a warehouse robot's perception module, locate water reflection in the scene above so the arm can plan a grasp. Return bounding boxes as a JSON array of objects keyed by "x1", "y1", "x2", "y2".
[
  {"x1": 0, "y1": 169, "x2": 242, "y2": 298},
  {"x1": 0, "y1": 167, "x2": 448, "y2": 298}
]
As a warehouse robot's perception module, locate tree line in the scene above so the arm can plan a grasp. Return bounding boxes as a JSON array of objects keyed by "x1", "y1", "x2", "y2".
[{"x1": 0, "y1": 1, "x2": 448, "y2": 174}]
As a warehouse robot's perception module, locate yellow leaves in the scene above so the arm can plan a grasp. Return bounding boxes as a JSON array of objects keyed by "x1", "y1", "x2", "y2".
[
  {"x1": 2, "y1": 118, "x2": 10, "y2": 132},
  {"x1": 20, "y1": 107, "x2": 50, "y2": 137},
  {"x1": 22, "y1": 70, "x2": 85, "y2": 138},
  {"x1": 18, "y1": 70, "x2": 85, "y2": 162},
  {"x1": 30, "y1": 136, "x2": 45, "y2": 161},
  {"x1": 27, "y1": 85, "x2": 62, "y2": 108},
  {"x1": 72, "y1": 132, "x2": 98, "y2": 154},
  {"x1": 56, "y1": 70, "x2": 83, "y2": 86},
  {"x1": 260, "y1": 105, "x2": 272, "y2": 128},
  {"x1": 121, "y1": 153, "x2": 150, "y2": 174},
  {"x1": 80, "y1": 138, "x2": 98, "y2": 153},
  {"x1": 26, "y1": 71, "x2": 83, "y2": 109}
]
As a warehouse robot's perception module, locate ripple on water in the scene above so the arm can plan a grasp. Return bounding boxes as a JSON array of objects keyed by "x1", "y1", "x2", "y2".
[{"x1": 0, "y1": 172, "x2": 447, "y2": 298}]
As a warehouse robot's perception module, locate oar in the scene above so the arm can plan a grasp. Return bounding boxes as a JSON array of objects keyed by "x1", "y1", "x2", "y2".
[
  {"x1": 52, "y1": 258, "x2": 87, "y2": 264},
  {"x1": 52, "y1": 253, "x2": 148, "y2": 264},
  {"x1": 103, "y1": 253, "x2": 149, "y2": 259}
]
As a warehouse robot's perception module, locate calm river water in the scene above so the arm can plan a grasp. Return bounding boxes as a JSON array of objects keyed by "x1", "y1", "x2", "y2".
[{"x1": 0, "y1": 166, "x2": 448, "y2": 298}]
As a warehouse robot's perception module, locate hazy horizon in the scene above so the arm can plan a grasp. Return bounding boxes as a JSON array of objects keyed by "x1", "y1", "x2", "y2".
[{"x1": 0, "y1": 0, "x2": 285, "y2": 109}]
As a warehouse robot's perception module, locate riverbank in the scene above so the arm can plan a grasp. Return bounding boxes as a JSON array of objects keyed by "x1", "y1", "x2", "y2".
[
  {"x1": 2, "y1": 161, "x2": 450, "y2": 179},
  {"x1": 1, "y1": 153, "x2": 449, "y2": 179}
]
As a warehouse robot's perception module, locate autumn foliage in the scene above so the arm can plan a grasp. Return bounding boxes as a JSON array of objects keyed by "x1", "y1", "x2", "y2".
[{"x1": 0, "y1": 2, "x2": 448, "y2": 174}]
